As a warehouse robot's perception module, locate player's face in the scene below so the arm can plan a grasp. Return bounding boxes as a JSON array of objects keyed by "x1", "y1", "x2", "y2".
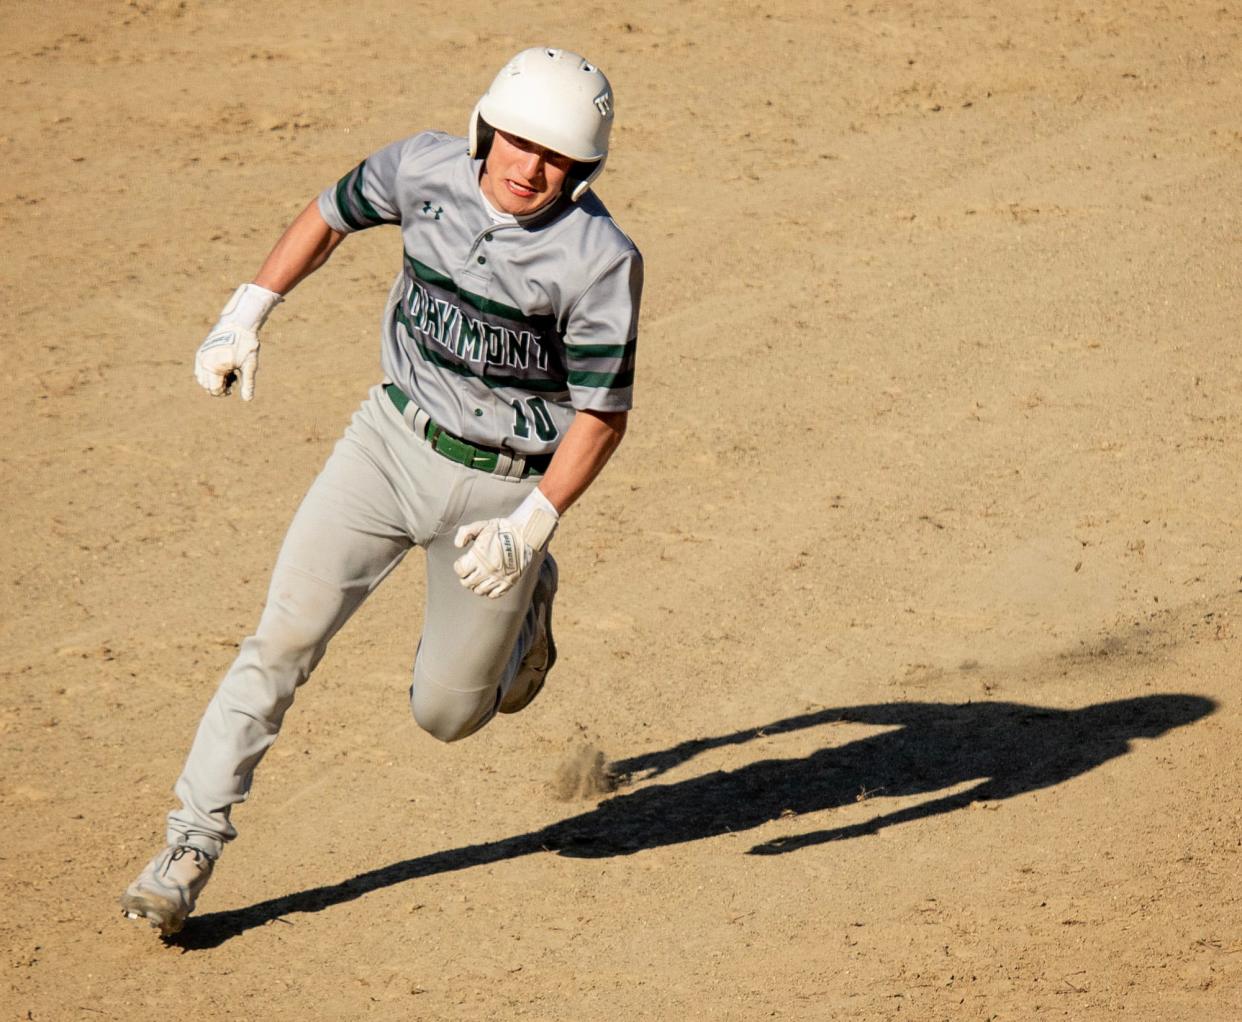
[{"x1": 481, "y1": 130, "x2": 575, "y2": 216}]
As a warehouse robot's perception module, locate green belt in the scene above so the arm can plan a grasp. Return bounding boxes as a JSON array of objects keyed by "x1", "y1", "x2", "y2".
[{"x1": 385, "y1": 384, "x2": 551, "y2": 477}]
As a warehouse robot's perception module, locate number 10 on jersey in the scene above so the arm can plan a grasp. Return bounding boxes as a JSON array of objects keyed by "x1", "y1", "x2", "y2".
[{"x1": 510, "y1": 396, "x2": 559, "y2": 442}]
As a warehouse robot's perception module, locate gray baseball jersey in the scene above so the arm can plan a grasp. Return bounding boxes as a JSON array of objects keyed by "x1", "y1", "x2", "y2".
[{"x1": 317, "y1": 131, "x2": 643, "y2": 455}]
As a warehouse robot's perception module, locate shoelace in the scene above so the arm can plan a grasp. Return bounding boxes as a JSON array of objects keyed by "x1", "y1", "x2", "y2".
[{"x1": 160, "y1": 844, "x2": 211, "y2": 876}]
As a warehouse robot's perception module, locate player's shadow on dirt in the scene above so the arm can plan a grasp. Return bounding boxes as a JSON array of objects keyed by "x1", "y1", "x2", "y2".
[{"x1": 173, "y1": 693, "x2": 1213, "y2": 949}]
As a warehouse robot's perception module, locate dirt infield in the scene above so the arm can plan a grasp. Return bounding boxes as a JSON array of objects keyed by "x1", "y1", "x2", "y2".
[{"x1": 2, "y1": 2, "x2": 1240, "y2": 1019}]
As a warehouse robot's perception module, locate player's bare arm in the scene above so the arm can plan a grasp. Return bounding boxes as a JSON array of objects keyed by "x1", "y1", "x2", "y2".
[
  {"x1": 538, "y1": 408, "x2": 627, "y2": 514},
  {"x1": 253, "y1": 200, "x2": 347, "y2": 295}
]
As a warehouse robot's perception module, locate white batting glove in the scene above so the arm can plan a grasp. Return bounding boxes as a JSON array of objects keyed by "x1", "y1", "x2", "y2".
[
  {"x1": 454, "y1": 488, "x2": 559, "y2": 599},
  {"x1": 194, "y1": 283, "x2": 282, "y2": 400}
]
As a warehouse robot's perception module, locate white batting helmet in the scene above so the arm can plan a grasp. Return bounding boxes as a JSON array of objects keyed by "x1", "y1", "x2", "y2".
[{"x1": 469, "y1": 47, "x2": 614, "y2": 203}]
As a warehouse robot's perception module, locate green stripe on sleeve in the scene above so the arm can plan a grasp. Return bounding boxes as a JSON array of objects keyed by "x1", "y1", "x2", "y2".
[
  {"x1": 332, "y1": 161, "x2": 391, "y2": 231},
  {"x1": 334, "y1": 169, "x2": 368, "y2": 231},
  {"x1": 565, "y1": 343, "x2": 632, "y2": 359},
  {"x1": 349, "y1": 162, "x2": 387, "y2": 225},
  {"x1": 568, "y1": 368, "x2": 635, "y2": 389}
]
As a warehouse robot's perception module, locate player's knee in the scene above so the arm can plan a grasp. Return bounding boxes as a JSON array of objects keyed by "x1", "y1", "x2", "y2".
[{"x1": 409, "y1": 680, "x2": 496, "y2": 743}]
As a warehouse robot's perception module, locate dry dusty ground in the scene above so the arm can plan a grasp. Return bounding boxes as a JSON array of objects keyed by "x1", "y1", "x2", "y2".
[{"x1": 2, "y1": 1, "x2": 1241, "y2": 1019}]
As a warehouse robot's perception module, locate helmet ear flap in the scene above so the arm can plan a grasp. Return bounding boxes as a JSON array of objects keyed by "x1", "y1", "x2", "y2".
[
  {"x1": 468, "y1": 105, "x2": 495, "y2": 159},
  {"x1": 566, "y1": 156, "x2": 606, "y2": 203}
]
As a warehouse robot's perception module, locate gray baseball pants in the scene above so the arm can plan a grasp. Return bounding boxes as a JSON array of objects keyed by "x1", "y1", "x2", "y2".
[{"x1": 166, "y1": 384, "x2": 548, "y2": 856}]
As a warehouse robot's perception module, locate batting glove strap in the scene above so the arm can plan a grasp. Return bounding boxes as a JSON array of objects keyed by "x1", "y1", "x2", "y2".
[
  {"x1": 220, "y1": 282, "x2": 282, "y2": 332},
  {"x1": 507, "y1": 487, "x2": 559, "y2": 550}
]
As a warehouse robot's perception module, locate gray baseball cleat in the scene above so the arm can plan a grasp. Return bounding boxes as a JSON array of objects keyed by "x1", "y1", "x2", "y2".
[
  {"x1": 119, "y1": 843, "x2": 215, "y2": 936},
  {"x1": 501, "y1": 554, "x2": 559, "y2": 714}
]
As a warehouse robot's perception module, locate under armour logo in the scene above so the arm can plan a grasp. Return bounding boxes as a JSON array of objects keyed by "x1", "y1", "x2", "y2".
[{"x1": 421, "y1": 201, "x2": 444, "y2": 220}]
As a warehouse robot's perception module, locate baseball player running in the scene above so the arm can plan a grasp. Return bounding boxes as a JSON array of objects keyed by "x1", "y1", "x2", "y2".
[{"x1": 120, "y1": 47, "x2": 642, "y2": 936}]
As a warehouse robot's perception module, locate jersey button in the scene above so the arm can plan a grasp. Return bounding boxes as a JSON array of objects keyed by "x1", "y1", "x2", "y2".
[
  {"x1": 484, "y1": 233, "x2": 494, "y2": 242},
  {"x1": 477, "y1": 255, "x2": 487, "y2": 265}
]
